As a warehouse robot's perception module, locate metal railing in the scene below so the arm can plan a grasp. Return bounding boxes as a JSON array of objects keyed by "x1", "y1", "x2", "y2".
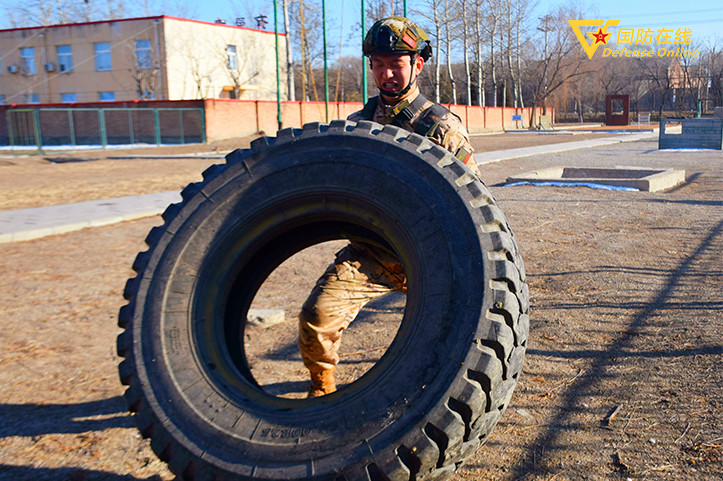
[{"x1": 5, "y1": 107, "x2": 206, "y2": 152}]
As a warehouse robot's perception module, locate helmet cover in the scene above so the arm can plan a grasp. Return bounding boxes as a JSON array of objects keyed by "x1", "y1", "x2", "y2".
[{"x1": 363, "y1": 16, "x2": 432, "y2": 61}]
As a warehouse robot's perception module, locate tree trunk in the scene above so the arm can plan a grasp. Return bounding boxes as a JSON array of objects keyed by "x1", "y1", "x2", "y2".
[
  {"x1": 298, "y1": 1, "x2": 308, "y2": 101},
  {"x1": 283, "y1": 0, "x2": 295, "y2": 101},
  {"x1": 500, "y1": 29, "x2": 506, "y2": 107},
  {"x1": 475, "y1": 1, "x2": 485, "y2": 106},
  {"x1": 433, "y1": 4, "x2": 441, "y2": 103},
  {"x1": 516, "y1": 8, "x2": 524, "y2": 109},
  {"x1": 444, "y1": 0, "x2": 457, "y2": 105},
  {"x1": 488, "y1": 6, "x2": 498, "y2": 107},
  {"x1": 462, "y1": 0, "x2": 471, "y2": 105}
]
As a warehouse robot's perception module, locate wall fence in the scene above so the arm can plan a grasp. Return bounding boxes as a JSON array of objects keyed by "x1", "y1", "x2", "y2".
[{"x1": 0, "y1": 99, "x2": 553, "y2": 151}]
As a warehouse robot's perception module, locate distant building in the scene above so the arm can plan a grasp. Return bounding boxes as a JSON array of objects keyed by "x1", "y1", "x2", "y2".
[{"x1": 0, "y1": 15, "x2": 287, "y2": 105}]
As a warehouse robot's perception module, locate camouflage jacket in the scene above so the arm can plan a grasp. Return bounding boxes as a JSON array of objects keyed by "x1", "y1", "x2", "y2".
[{"x1": 348, "y1": 88, "x2": 481, "y2": 177}]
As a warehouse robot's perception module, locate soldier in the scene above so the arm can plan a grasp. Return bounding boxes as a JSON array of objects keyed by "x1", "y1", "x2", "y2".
[{"x1": 298, "y1": 16, "x2": 480, "y2": 397}]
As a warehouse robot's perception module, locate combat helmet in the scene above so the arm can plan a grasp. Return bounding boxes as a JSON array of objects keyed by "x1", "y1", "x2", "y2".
[{"x1": 363, "y1": 16, "x2": 432, "y2": 62}]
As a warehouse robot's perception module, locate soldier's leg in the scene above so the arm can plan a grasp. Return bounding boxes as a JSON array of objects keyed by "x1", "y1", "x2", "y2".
[{"x1": 298, "y1": 243, "x2": 405, "y2": 396}]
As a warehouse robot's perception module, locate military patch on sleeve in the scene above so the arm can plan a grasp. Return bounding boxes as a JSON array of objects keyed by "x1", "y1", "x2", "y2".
[{"x1": 455, "y1": 146, "x2": 473, "y2": 165}]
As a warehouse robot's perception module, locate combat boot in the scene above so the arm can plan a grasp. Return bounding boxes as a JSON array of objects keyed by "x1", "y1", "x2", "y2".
[{"x1": 308, "y1": 366, "x2": 336, "y2": 397}]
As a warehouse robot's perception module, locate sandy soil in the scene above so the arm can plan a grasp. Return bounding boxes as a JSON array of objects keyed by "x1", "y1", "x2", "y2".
[
  {"x1": 0, "y1": 131, "x2": 626, "y2": 211},
  {"x1": 0, "y1": 132, "x2": 720, "y2": 481}
]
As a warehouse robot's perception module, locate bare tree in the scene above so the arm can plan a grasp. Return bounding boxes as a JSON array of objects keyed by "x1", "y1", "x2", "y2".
[
  {"x1": 639, "y1": 54, "x2": 678, "y2": 117},
  {"x1": 4, "y1": 0, "x2": 125, "y2": 26},
  {"x1": 484, "y1": 0, "x2": 502, "y2": 106},
  {"x1": 505, "y1": 0, "x2": 531, "y2": 109},
  {"x1": 365, "y1": 0, "x2": 403, "y2": 19},
  {"x1": 167, "y1": 34, "x2": 214, "y2": 99},
  {"x1": 282, "y1": 0, "x2": 295, "y2": 101},
  {"x1": 290, "y1": 0, "x2": 326, "y2": 102},
  {"x1": 128, "y1": 40, "x2": 160, "y2": 100},
  {"x1": 443, "y1": 0, "x2": 457, "y2": 104},
  {"x1": 526, "y1": 7, "x2": 593, "y2": 126},
  {"x1": 473, "y1": 0, "x2": 486, "y2": 106},
  {"x1": 417, "y1": 0, "x2": 443, "y2": 102},
  {"x1": 459, "y1": 0, "x2": 472, "y2": 105},
  {"x1": 218, "y1": 35, "x2": 260, "y2": 99},
  {"x1": 701, "y1": 38, "x2": 723, "y2": 109}
]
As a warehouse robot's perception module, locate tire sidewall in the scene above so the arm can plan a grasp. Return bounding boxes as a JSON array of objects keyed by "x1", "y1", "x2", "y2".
[{"x1": 132, "y1": 124, "x2": 497, "y2": 476}]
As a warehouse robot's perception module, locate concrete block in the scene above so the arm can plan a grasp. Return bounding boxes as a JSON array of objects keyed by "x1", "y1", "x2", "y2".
[{"x1": 508, "y1": 166, "x2": 686, "y2": 192}]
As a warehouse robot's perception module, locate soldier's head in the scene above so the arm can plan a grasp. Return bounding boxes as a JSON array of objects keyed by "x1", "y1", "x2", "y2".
[{"x1": 363, "y1": 17, "x2": 432, "y2": 101}]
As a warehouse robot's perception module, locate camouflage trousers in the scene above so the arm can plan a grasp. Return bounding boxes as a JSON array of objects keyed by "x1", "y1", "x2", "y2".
[{"x1": 298, "y1": 242, "x2": 406, "y2": 372}]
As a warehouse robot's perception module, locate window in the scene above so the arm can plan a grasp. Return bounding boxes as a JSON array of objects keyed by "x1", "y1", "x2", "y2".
[
  {"x1": 136, "y1": 39, "x2": 153, "y2": 69},
  {"x1": 0, "y1": 95, "x2": 5, "y2": 105},
  {"x1": 99, "y1": 91, "x2": 115, "y2": 101},
  {"x1": 21, "y1": 47, "x2": 36, "y2": 75},
  {"x1": 61, "y1": 93, "x2": 77, "y2": 103},
  {"x1": 25, "y1": 93, "x2": 40, "y2": 104},
  {"x1": 57, "y1": 45, "x2": 73, "y2": 72},
  {"x1": 226, "y1": 45, "x2": 237, "y2": 71},
  {"x1": 94, "y1": 42, "x2": 112, "y2": 71}
]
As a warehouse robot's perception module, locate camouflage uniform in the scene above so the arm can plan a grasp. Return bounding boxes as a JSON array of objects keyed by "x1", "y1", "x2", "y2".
[
  {"x1": 348, "y1": 90, "x2": 480, "y2": 177},
  {"x1": 298, "y1": 87, "x2": 479, "y2": 374}
]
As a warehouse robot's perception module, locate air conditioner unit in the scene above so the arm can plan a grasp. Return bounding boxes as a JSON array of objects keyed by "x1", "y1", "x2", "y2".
[
  {"x1": 45, "y1": 63, "x2": 55, "y2": 72},
  {"x1": 7, "y1": 65, "x2": 18, "y2": 74}
]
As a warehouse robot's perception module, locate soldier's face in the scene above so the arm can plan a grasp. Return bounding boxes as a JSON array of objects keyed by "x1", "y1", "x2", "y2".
[{"x1": 370, "y1": 53, "x2": 424, "y2": 100}]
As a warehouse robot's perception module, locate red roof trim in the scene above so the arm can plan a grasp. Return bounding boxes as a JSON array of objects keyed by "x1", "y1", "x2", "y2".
[{"x1": 0, "y1": 15, "x2": 285, "y2": 36}]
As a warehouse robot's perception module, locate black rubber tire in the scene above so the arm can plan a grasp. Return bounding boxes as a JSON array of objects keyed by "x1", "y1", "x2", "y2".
[{"x1": 118, "y1": 120, "x2": 529, "y2": 481}]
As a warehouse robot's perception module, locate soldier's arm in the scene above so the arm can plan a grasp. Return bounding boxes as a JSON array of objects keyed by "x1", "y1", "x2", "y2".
[{"x1": 430, "y1": 114, "x2": 481, "y2": 177}]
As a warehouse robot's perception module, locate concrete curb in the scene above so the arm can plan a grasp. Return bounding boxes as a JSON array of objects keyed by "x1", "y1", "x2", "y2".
[
  {"x1": 474, "y1": 131, "x2": 657, "y2": 165},
  {"x1": 0, "y1": 191, "x2": 180, "y2": 244}
]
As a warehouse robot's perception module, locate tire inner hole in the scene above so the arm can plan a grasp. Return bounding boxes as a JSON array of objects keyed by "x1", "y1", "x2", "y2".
[{"x1": 244, "y1": 240, "x2": 406, "y2": 399}]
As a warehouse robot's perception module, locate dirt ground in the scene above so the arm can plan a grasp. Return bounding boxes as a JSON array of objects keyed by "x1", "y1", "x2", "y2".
[
  {"x1": 0, "y1": 131, "x2": 721, "y2": 480},
  {"x1": 0, "y1": 130, "x2": 625, "y2": 211}
]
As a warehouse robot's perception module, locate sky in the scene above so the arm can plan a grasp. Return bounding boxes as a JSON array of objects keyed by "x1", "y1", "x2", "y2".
[
  {"x1": 1, "y1": 0, "x2": 720, "y2": 54},
  {"x1": 191, "y1": 0, "x2": 722, "y2": 55}
]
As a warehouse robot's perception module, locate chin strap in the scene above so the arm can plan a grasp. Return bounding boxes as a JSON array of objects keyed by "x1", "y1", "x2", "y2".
[{"x1": 377, "y1": 57, "x2": 418, "y2": 99}]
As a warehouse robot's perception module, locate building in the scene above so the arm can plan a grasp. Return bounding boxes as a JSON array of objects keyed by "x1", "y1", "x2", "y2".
[{"x1": 0, "y1": 16, "x2": 287, "y2": 105}]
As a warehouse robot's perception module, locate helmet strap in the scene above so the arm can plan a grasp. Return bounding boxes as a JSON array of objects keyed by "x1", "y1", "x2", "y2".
[{"x1": 378, "y1": 54, "x2": 418, "y2": 100}]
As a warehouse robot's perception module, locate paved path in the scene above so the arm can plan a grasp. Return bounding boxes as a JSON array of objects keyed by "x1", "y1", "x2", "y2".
[
  {"x1": 0, "y1": 192, "x2": 180, "y2": 243},
  {"x1": 473, "y1": 131, "x2": 657, "y2": 164},
  {"x1": 0, "y1": 131, "x2": 658, "y2": 244}
]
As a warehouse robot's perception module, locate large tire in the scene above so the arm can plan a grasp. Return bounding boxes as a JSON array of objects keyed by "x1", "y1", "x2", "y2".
[{"x1": 118, "y1": 121, "x2": 529, "y2": 481}]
